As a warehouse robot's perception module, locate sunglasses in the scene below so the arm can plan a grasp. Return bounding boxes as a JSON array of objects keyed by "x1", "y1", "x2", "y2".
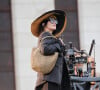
[{"x1": 49, "y1": 17, "x2": 58, "y2": 24}]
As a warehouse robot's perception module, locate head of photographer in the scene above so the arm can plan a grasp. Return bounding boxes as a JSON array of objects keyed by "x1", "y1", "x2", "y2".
[{"x1": 31, "y1": 10, "x2": 71, "y2": 90}]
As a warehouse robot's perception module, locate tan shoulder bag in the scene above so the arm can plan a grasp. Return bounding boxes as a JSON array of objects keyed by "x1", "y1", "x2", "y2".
[{"x1": 31, "y1": 36, "x2": 58, "y2": 74}]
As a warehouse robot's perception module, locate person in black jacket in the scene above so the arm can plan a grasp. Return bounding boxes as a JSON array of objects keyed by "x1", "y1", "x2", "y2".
[{"x1": 31, "y1": 10, "x2": 71, "y2": 90}]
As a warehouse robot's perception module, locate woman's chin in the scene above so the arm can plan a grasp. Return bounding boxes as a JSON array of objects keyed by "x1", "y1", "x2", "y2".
[{"x1": 52, "y1": 27, "x2": 56, "y2": 30}]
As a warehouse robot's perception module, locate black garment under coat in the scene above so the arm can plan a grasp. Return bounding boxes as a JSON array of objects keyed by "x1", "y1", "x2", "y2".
[{"x1": 35, "y1": 31, "x2": 71, "y2": 90}]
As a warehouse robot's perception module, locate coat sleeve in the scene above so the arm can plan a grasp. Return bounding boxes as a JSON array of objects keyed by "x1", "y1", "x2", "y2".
[
  {"x1": 41, "y1": 42, "x2": 60, "y2": 55},
  {"x1": 39, "y1": 32, "x2": 61, "y2": 55}
]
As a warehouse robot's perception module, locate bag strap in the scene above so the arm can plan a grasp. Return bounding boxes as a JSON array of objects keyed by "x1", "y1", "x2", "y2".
[{"x1": 41, "y1": 36, "x2": 57, "y2": 42}]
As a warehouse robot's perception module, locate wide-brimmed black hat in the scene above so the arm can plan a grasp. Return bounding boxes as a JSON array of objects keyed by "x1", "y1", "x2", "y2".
[{"x1": 31, "y1": 10, "x2": 67, "y2": 37}]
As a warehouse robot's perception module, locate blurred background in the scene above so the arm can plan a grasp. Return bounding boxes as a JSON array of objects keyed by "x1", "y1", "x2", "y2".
[{"x1": 0, "y1": 0, "x2": 100, "y2": 90}]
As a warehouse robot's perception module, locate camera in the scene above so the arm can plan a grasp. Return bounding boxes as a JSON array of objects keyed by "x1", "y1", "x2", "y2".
[{"x1": 65, "y1": 42, "x2": 95, "y2": 77}]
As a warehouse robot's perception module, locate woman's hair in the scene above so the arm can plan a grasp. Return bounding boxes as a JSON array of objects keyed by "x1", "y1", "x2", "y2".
[
  {"x1": 49, "y1": 15, "x2": 57, "y2": 20},
  {"x1": 38, "y1": 19, "x2": 48, "y2": 35}
]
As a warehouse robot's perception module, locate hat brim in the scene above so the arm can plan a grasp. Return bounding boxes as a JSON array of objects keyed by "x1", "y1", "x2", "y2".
[{"x1": 31, "y1": 10, "x2": 67, "y2": 37}]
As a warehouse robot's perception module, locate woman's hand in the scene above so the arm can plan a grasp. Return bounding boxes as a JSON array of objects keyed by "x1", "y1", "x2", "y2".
[
  {"x1": 87, "y1": 56, "x2": 95, "y2": 77},
  {"x1": 58, "y1": 38, "x2": 65, "y2": 46},
  {"x1": 87, "y1": 56, "x2": 94, "y2": 63}
]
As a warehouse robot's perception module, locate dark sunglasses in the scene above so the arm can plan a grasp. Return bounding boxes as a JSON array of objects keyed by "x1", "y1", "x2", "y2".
[{"x1": 49, "y1": 17, "x2": 58, "y2": 24}]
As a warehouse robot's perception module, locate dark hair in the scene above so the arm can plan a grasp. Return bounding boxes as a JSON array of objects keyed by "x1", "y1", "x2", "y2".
[{"x1": 38, "y1": 19, "x2": 48, "y2": 35}]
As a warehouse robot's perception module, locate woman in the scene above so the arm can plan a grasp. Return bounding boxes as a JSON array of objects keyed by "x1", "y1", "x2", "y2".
[{"x1": 31, "y1": 10, "x2": 71, "y2": 90}]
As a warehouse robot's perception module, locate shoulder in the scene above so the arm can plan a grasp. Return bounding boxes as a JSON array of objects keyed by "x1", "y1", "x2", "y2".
[
  {"x1": 39, "y1": 31, "x2": 58, "y2": 44},
  {"x1": 39, "y1": 31, "x2": 52, "y2": 38},
  {"x1": 39, "y1": 31, "x2": 56, "y2": 41}
]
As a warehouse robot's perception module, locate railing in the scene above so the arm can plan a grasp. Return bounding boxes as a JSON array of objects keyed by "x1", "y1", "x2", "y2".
[{"x1": 70, "y1": 76, "x2": 100, "y2": 90}]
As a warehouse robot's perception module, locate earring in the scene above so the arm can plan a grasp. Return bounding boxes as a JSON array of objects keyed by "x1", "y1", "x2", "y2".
[{"x1": 42, "y1": 23, "x2": 45, "y2": 26}]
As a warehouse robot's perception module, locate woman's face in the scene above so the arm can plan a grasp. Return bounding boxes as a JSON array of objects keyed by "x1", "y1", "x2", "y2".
[
  {"x1": 44, "y1": 17, "x2": 58, "y2": 32},
  {"x1": 46, "y1": 21, "x2": 56, "y2": 31}
]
